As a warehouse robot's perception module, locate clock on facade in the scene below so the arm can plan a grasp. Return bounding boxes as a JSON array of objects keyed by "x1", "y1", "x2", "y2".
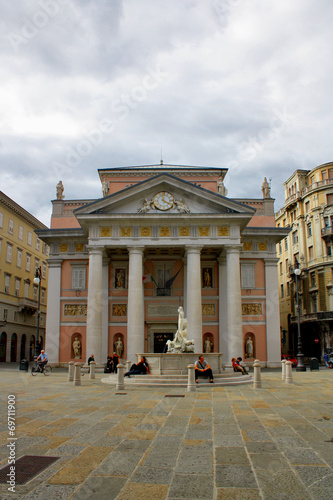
[{"x1": 153, "y1": 191, "x2": 174, "y2": 211}]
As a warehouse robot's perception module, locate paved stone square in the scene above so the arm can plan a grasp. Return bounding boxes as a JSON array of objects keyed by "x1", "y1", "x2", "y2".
[{"x1": 0, "y1": 366, "x2": 332, "y2": 499}]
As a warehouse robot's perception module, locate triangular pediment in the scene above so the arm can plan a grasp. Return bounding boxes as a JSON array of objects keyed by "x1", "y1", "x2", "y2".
[{"x1": 75, "y1": 174, "x2": 255, "y2": 220}]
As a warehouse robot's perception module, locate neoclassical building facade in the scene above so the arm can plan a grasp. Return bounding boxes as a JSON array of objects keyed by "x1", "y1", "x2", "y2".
[{"x1": 38, "y1": 165, "x2": 288, "y2": 366}]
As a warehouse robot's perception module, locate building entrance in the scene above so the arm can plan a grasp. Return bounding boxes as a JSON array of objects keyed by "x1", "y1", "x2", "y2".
[{"x1": 154, "y1": 333, "x2": 174, "y2": 353}]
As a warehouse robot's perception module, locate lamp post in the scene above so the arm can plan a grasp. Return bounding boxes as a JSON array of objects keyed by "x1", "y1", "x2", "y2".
[
  {"x1": 33, "y1": 267, "x2": 42, "y2": 358},
  {"x1": 294, "y1": 267, "x2": 306, "y2": 371}
]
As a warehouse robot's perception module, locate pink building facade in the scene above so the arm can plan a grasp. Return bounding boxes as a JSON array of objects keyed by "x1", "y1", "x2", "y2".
[{"x1": 37, "y1": 165, "x2": 288, "y2": 367}]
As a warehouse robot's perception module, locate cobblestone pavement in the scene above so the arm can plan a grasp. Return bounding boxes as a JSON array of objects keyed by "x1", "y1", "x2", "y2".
[{"x1": 0, "y1": 366, "x2": 332, "y2": 499}]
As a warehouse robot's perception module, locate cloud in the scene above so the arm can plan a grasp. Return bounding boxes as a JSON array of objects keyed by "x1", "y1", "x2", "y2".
[{"x1": 0, "y1": 0, "x2": 332, "y2": 224}]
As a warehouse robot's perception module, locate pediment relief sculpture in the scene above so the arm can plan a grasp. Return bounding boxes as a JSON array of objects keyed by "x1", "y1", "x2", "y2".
[{"x1": 138, "y1": 193, "x2": 190, "y2": 214}]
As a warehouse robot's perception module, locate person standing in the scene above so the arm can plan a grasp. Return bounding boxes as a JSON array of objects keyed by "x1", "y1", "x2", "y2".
[
  {"x1": 112, "y1": 352, "x2": 120, "y2": 374},
  {"x1": 87, "y1": 354, "x2": 94, "y2": 373},
  {"x1": 195, "y1": 355, "x2": 214, "y2": 383}
]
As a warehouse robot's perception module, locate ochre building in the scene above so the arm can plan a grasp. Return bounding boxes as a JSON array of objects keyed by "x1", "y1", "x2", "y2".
[{"x1": 38, "y1": 165, "x2": 288, "y2": 367}]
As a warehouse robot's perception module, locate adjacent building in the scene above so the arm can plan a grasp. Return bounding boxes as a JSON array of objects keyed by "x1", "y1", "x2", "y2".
[
  {"x1": 276, "y1": 162, "x2": 333, "y2": 360},
  {"x1": 37, "y1": 164, "x2": 288, "y2": 367},
  {"x1": 0, "y1": 192, "x2": 49, "y2": 362}
]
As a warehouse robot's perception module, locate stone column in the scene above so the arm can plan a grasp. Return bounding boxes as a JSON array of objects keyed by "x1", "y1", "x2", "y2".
[
  {"x1": 86, "y1": 247, "x2": 104, "y2": 365},
  {"x1": 185, "y1": 246, "x2": 202, "y2": 352},
  {"x1": 187, "y1": 364, "x2": 196, "y2": 392},
  {"x1": 45, "y1": 259, "x2": 62, "y2": 363},
  {"x1": 226, "y1": 246, "x2": 243, "y2": 360},
  {"x1": 265, "y1": 258, "x2": 281, "y2": 367},
  {"x1": 102, "y1": 257, "x2": 110, "y2": 360},
  {"x1": 68, "y1": 361, "x2": 74, "y2": 382},
  {"x1": 116, "y1": 363, "x2": 126, "y2": 390},
  {"x1": 127, "y1": 247, "x2": 144, "y2": 362},
  {"x1": 73, "y1": 362, "x2": 81, "y2": 386},
  {"x1": 218, "y1": 254, "x2": 228, "y2": 357}
]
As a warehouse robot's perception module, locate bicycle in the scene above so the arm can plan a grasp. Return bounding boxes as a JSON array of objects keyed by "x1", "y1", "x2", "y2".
[{"x1": 31, "y1": 361, "x2": 52, "y2": 376}]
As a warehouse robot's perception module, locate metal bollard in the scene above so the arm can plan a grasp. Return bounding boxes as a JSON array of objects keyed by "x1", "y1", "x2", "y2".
[
  {"x1": 253, "y1": 359, "x2": 262, "y2": 389},
  {"x1": 68, "y1": 361, "x2": 74, "y2": 382},
  {"x1": 281, "y1": 359, "x2": 286, "y2": 380},
  {"x1": 89, "y1": 361, "x2": 96, "y2": 380},
  {"x1": 187, "y1": 364, "x2": 196, "y2": 392},
  {"x1": 116, "y1": 364, "x2": 126, "y2": 390},
  {"x1": 73, "y1": 363, "x2": 82, "y2": 386},
  {"x1": 285, "y1": 360, "x2": 293, "y2": 384}
]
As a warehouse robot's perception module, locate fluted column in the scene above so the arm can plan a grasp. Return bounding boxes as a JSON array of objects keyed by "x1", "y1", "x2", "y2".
[
  {"x1": 86, "y1": 247, "x2": 103, "y2": 364},
  {"x1": 226, "y1": 245, "x2": 243, "y2": 359},
  {"x1": 127, "y1": 247, "x2": 144, "y2": 362},
  {"x1": 265, "y1": 257, "x2": 281, "y2": 367},
  {"x1": 185, "y1": 246, "x2": 202, "y2": 352},
  {"x1": 218, "y1": 254, "x2": 228, "y2": 357},
  {"x1": 45, "y1": 259, "x2": 62, "y2": 363}
]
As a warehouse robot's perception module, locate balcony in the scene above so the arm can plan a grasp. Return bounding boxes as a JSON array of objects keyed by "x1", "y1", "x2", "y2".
[
  {"x1": 291, "y1": 311, "x2": 333, "y2": 323},
  {"x1": 18, "y1": 298, "x2": 38, "y2": 314},
  {"x1": 301, "y1": 178, "x2": 333, "y2": 196},
  {"x1": 321, "y1": 226, "x2": 333, "y2": 240}
]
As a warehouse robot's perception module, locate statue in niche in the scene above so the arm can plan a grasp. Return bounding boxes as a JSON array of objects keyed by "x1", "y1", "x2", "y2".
[
  {"x1": 56, "y1": 180, "x2": 64, "y2": 200},
  {"x1": 261, "y1": 177, "x2": 271, "y2": 198},
  {"x1": 204, "y1": 338, "x2": 212, "y2": 353},
  {"x1": 203, "y1": 268, "x2": 212, "y2": 288},
  {"x1": 115, "y1": 337, "x2": 123, "y2": 358},
  {"x1": 72, "y1": 337, "x2": 81, "y2": 359},
  {"x1": 245, "y1": 337, "x2": 254, "y2": 358},
  {"x1": 166, "y1": 306, "x2": 195, "y2": 353},
  {"x1": 115, "y1": 269, "x2": 125, "y2": 288}
]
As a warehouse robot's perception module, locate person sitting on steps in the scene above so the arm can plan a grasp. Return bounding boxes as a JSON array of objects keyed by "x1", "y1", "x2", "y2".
[
  {"x1": 232, "y1": 357, "x2": 247, "y2": 375},
  {"x1": 125, "y1": 357, "x2": 151, "y2": 377},
  {"x1": 195, "y1": 355, "x2": 214, "y2": 383}
]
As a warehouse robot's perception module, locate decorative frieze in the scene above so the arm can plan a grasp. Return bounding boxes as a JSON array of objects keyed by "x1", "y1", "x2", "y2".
[
  {"x1": 179, "y1": 226, "x2": 191, "y2": 237},
  {"x1": 140, "y1": 226, "x2": 151, "y2": 237},
  {"x1": 159, "y1": 227, "x2": 171, "y2": 237},
  {"x1": 147, "y1": 304, "x2": 179, "y2": 316},
  {"x1": 100, "y1": 227, "x2": 112, "y2": 237},
  {"x1": 258, "y1": 242, "x2": 267, "y2": 251},
  {"x1": 218, "y1": 226, "x2": 230, "y2": 236},
  {"x1": 112, "y1": 304, "x2": 127, "y2": 316},
  {"x1": 242, "y1": 303, "x2": 262, "y2": 315},
  {"x1": 64, "y1": 304, "x2": 87, "y2": 316},
  {"x1": 120, "y1": 227, "x2": 132, "y2": 237},
  {"x1": 198, "y1": 226, "x2": 210, "y2": 237},
  {"x1": 59, "y1": 243, "x2": 68, "y2": 253},
  {"x1": 75, "y1": 243, "x2": 85, "y2": 252},
  {"x1": 243, "y1": 241, "x2": 252, "y2": 251},
  {"x1": 202, "y1": 304, "x2": 215, "y2": 316}
]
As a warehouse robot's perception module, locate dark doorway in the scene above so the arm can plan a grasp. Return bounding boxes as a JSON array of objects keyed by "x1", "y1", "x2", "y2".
[
  {"x1": 0, "y1": 332, "x2": 7, "y2": 362},
  {"x1": 154, "y1": 333, "x2": 174, "y2": 353},
  {"x1": 20, "y1": 334, "x2": 27, "y2": 360},
  {"x1": 10, "y1": 333, "x2": 17, "y2": 362}
]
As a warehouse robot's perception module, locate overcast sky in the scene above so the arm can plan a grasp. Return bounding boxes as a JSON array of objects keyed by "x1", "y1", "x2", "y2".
[{"x1": 1, "y1": 0, "x2": 332, "y2": 226}]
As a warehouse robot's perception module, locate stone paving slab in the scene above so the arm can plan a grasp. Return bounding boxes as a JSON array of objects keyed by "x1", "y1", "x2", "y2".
[{"x1": 0, "y1": 368, "x2": 332, "y2": 499}]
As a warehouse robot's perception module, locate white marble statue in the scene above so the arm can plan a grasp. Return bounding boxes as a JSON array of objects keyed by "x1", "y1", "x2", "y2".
[
  {"x1": 72, "y1": 337, "x2": 81, "y2": 359},
  {"x1": 166, "y1": 306, "x2": 195, "y2": 353}
]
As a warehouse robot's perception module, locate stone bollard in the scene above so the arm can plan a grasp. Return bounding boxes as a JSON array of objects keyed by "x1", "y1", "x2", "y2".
[
  {"x1": 253, "y1": 359, "x2": 262, "y2": 389},
  {"x1": 89, "y1": 361, "x2": 96, "y2": 380},
  {"x1": 116, "y1": 364, "x2": 126, "y2": 390},
  {"x1": 187, "y1": 364, "x2": 196, "y2": 392},
  {"x1": 285, "y1": 360, "x2": 293, "y2": 384},
  {"x1": 281, "y1": 359, "x2": 286, "y2": 380},
  {"x1": 73, "y1": 363, "x2": 82, "y2": 386},
  {"x1": 126, "y1": 360, "x2": 131, "y2": 372},
  {"x1": 68, "y1": 361, "x2": 74, "y2": 382}
]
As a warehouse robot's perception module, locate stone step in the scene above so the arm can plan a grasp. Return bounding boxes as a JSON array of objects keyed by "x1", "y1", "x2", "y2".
[{"x1": 102, "y1": 373, "x2": 253, "y2": 387}]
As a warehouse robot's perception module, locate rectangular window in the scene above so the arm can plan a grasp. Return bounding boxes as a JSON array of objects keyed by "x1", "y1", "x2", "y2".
[
  {"x1": 0, "y1": 238, "x2": 2, "y2": 257},
  {"x1": 18, "y1": 225, "x2": 23, "y2": 240},
  {"x1": 6, "y1": 243, "x2": 12, "y2": 263},
  {"x1": 279, "y1": 262, "x2": 283, "y2": 275},
  {"x1": 27, "y1": 232, "x2": 32, "y2": 246},
  {"x1": 310, "y1": 271, "x2": 316, "y2": 287},
  {"x1": 280, "y1": 284, "x2": 284, "y2": 298},
  {"x1": 327, "y1": 193, "x2": 333, "y2": 205},
  {"x1": 329, "y1": 169, "x2": 333, "y2": 179},
  {"x1": 307, "y1": 223, "x2": 312, "y2": 237},
  {"x1": 33, "y1": 286, "x2": 38, "y2": 301},
  {"x1": 308, "y1": 246, "x2": 314, "y2": 260},
  {"x1": 0, "y1": 212, "x2": 3, "y2": 228},
  {"x1": 24, "y1": 281, "x2": 29, "y2": 298},
  {"x1": 3, "y1": 309, "x2": 8, "y2": 320},
  {"x1": 71, "y1": 266, "x2": 86, "y2": 289},
  {"x1": 35, "y1": 258, "x2": 40, "y2": 272},
  {"x1": 284, "y1": 238, "x2": 288, "y2": 251},
  {"x1": 241, "y1": 264, "x2": 255, "y2": 289},
  {"x1": 8, "y1": 219, "x2": 14, "y2": 234},
  {"x1": 287, "y1": 282, "x2": 290, "y2": 296},
  {"x1": 16, "y1": 248, "x2": 22, "y2": 268},
  {"x1": 327, "y1": 244, "x2": 332, "y2": 257},
  {"x1": 285, "y1": 259, "x2": 289, "y2": 274},
  {"x1": 41, "y1": 288, "x2": 45, "y2": 304},
  {"x1": 305, "y1": 201, "x2": 310, "y2": 213},
  {"x1": 310, "y1": 175, "x2": 315, "y2": 184},
  {"x1": 278, "y1": 242, "x2": 282, "y2": 254},
  {"x1": 26, "y1": 254, "x2": 31, "y2": 272},
  {"x1": 322, "y1": 170, "x2": 327, "y2": 180},
  {"x1": 15, "y1": 279, "x2": 20, "y2": 296},
  {"x1": 36, "y1": 238, "x2": 40, "y2": 251},
  {"x1": 4, "y1": 274, "x2": 10, "y2": 294},
  {"x1": 42, "y1": 262, "x2": 46, "y2": 279},
  {"x1": 292, "y1": 231, "x2": 298, "y2": 245}
]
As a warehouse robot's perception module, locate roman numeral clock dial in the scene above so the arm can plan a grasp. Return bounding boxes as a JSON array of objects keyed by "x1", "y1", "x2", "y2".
[{"x1": 153, "y1": 191, "x2": 174, "y2": 211}]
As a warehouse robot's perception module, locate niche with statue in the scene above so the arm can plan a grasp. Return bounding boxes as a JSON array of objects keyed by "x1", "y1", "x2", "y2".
[
  {"x1": 71, "y1": 333, "x2": 83, "y2": 360},
  {"x1": 244, "y1": 333, "x2": 255, "y2": 359},
  {"x1": 203, "y1": 333, "x2": 214, "y2": 353}
]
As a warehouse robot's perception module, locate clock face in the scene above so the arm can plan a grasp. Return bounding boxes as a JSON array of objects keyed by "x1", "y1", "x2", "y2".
[{"x1": 154, "y1": 191, "x2": 174, "y2": 211}]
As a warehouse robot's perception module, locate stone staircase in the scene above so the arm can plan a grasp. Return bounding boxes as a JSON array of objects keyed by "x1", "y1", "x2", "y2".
[{"x1": 101, "y1": 371, "x2": 253, "y2": 387}]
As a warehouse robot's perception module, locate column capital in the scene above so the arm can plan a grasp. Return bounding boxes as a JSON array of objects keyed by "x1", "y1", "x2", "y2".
[
  {"x1": 127, "y1": 246, "x2": 145, "y2": 255},
  {"x1": 225, "y1": 244, "x2": 242, "y2": 254},
  {"x1": 86, "y1": 245, "x2": 104, "y2": 255},
  {"x1": 264, "y1": 257, "x2": 279, "y2": 266},
  {"x1": 47, "y1": 258, "x2": 63, "y2": 268},
  {"x1": 185, "y1": 245, "x2": 202, "y2": 255}
]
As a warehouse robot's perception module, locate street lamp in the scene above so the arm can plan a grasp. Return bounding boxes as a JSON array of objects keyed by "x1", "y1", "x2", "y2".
[
  {"x1": 294, "y1": 267, "x2": 306, "y2": 371},
  {"x1": 33, "y1": 267, "x2": 42, "y2": 358}
]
